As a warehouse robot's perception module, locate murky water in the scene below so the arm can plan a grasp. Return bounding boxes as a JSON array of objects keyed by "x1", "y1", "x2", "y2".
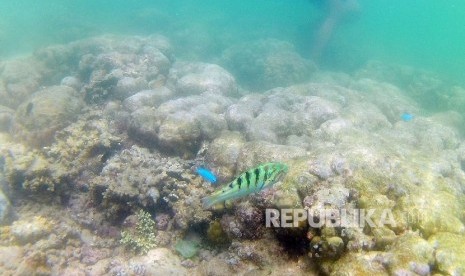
[
  {"x1": 1, "y1": 1, "x2": 464, "y2": 83},
  {"x1": 1, "y1": 1, "x2": 465, "y2": 275}
]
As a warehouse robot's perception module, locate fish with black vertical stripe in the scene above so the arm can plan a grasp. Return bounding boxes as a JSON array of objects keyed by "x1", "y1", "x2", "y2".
[{"x1": 201, "y1": 162, "x2": 288, "y2": 208}]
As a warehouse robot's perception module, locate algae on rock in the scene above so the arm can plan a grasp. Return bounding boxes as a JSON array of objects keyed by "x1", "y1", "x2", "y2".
[
  {"x1": 384, "y1": 231, "x2": 434, "y2": 275},
  {"x1": 428, "y1": 232, "x2": 465, "y2": 275}
]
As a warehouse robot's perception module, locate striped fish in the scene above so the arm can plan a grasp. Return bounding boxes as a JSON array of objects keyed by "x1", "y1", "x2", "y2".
[{"x1": 202, "y1": 162, "x2": 288, "y2": 208}]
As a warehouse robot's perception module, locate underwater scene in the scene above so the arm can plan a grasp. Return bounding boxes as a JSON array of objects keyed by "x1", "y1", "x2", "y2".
[{"x1": 1, "y1": 0, "x2": 465, "y2": 275}]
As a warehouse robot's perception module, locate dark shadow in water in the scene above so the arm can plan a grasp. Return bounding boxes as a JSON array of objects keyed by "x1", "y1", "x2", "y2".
[{"x1": 273, "y1": 227, "x2": 310, "y2": 258}]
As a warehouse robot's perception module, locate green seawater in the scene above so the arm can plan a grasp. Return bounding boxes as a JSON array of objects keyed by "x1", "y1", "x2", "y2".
[
  {"x1": 0, "y1": 0, "x2": 464, "y2": 112},
  {"x1": 1, "y1": 0, "x2": 464, "y2": 84}
]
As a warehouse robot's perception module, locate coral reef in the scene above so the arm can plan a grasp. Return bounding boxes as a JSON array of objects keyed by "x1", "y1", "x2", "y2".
[
  {"x1": 11, "y1": 216, "x2": 54, "y2": 245},
  {"x1": 3, "y1": 143, "x2": 60, "y2": 193},
  {"x1": 222, "y1": 39, "x2": 317, "y2": 91},
  {"x1": 385, "y1": 232, "x2": 434, "y2": 275},
  {"x1": 225, "y1": 87, "x2": 340, "y2": 144},
  {"x1": 127, "y1": 92, "x2": 233, "y2": 156},
  {"x1": 157, "y1": 93, "x2": 232, "y2": 142},
  {"x1": 205, "y1": 131, "x2": 245, "y2": 181},
  {"x1": 168, "y1": 62, "x2": 238, "y2": 97},
  {"x1": 123, "y1": 87, "x2": 174, "y2": 113},
  {"x1": 429, "y1": 232, "x2": 465, "y2": 275},
  {"x1": 0, "y1": 105, "x2": 14, "y2": 132},
  {"x1": 31, "y1": 34, "x2": 173, "y2": 105},
  {"x1": 1, "y1": 34, "x2": 465, "y2": 275},
  {"x1": 13, "y1": 85, "x2": 85, "y2": 147},
  {"x1": 220, "y1": 205, "x2": 265, "y2": 240},
  {"x1": 0, "y1": 58, "x2": 45, "y2": 109},
  {"x1": 320, "y1": 251, "x2": 388, "y2": 275},
  {"x1": 90, "y1": 144, "x2": 211, "y2": 229},
  {"x1": 109, "y1": 248, "x2": 187, "y2": 275},
  {"x1": 396, "y1": 190, "x2": 465, "y2": 237},
  {"x1": 207, "y1": 220, "x2": 229, "y2": 245},
  {"x1": 355, "y1": 60, "x2": 465, "y2": 113},
  {"x1": 2, "y1": 109, "x2": 122, "y2": 193}
]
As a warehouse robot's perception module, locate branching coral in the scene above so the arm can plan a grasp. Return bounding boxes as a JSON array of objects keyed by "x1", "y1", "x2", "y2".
[{"x1": 120, "y1": 210, "x2": 157, "y2": 254}]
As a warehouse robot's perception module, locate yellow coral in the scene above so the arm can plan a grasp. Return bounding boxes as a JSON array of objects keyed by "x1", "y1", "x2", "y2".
[{"x1": 120, "y1": 210, "x2": 157, "y2": 254}]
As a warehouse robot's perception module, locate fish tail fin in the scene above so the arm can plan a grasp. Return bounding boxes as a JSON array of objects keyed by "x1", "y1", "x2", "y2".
[{"x1": 201, "y1": 195, "x2": 216, "y2": 209}]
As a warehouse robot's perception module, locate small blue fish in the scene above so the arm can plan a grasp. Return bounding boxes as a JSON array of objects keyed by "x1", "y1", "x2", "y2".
[
  {"x1": 196, "y1": 167, "x2": 217, "y2": 184},
  {"x1": 401, "y1": 113, "x2": 414, "y2": 122}
]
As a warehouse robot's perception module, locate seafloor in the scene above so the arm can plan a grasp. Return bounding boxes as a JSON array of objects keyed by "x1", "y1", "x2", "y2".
[{"x1": 0, "y1": 35, "x2": 465, "y2": 275}]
